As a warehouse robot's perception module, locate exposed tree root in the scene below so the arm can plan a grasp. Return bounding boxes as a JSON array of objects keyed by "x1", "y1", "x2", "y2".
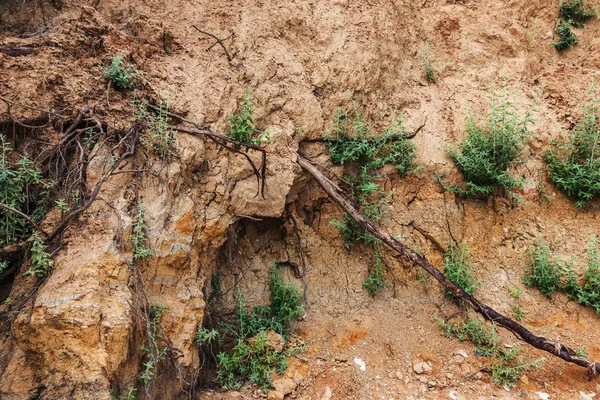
[{"x1": 297, "y1": 153, "x2": 600, "y2": 380}]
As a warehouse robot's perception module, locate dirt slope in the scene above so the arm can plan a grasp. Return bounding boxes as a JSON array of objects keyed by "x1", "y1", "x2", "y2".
[{"x1": 0, "y1": 0, "x2": 599, "y2": 399}]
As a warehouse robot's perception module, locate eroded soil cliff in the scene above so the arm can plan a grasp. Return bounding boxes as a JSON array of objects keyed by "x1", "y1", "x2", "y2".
[{"x1": 0, "y1": 0, "x2": 599, "y2": 399}]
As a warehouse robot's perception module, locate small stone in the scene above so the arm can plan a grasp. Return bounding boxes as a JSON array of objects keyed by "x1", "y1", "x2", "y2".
[
  {"x1": 267, "y1": 391, "x2": 284, "y2": 400},
  {"x1": 418, "y1": 376, "x2": 428, "y2": 384},
  {"x1": 580, "y1": 392, "x2": 594, "y2": 400},
  {"x1": 453, "y1": 355, "x2": 465, "y2": 365},
  {"x1": 413, "y1": 361, "x2": 433, "y2": 375},
  {"x1": 536, "y1": 393, "x2": 550, "y2": 400},
  {"x1": 427, "y1": 380, "x2": 436, "y2": 387},
  {"x1": 321, "y1": 386, "x2": 332, "y2": 400},
  {"x1": 454, "y1": 349, "x2": 469, "y2": 358},
  {"x1": 474, "y1": 372, "x2": 483, "y2": 380},
  {"x1": 272, "y1": 378, "x2": 297, "y2": 395},
  {"x1": 459, "y1": 363, "x2": 473, "y2": 375},
  {"x1": 248, "y1": 330, "x2": 285, "y2": 353},
  {"x1": 520, "y1": 375, "x2": 529, "y2": 385},
  {"x1": 395, "y1": 371, "x2": 403, "y2": 380},
  {"x1": 449, "y1": 391, "x2": 458, "y2": 400}
]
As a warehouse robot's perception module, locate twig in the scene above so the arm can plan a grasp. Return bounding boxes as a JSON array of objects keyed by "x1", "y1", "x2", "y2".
[
  {"x1": 0, "y1": 202, "x2": 48, "y2": 238},
  {"x1": 191, "y1": 25, "x2": 233, "y2": 62}
]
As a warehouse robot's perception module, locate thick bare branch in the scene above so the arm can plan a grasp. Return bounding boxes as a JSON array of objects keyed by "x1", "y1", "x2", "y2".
[{"x1": 297, "y1": 153, "x2": 600, "y2": 379}]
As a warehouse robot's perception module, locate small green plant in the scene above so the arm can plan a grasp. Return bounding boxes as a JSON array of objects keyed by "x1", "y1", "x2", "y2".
[
  {"x1": 211, "y1": 264, "x2": 304, "y2": 390},
  {"x1": 489, "y1": 345, "x2": 542, "y2": 387},
  {"x1": 417, "y1": 269, "x2": 430, "y2": 287},
  {"x1": 102, "y1": 53, "x2": 139, "y2": 90},
  {"x1": 528, "y1": 18, "x2": 541, "y2": 50},
  {"x1": 134, "y1": 99, "x2": 175, "y2": 159},
  {"x1": 508, "y1": 286, "x2": 522, "y2": 299},
  {"x1": 0, "y1": 135, "x2": 52, "y2": 247},
  {"x1": 575, "y1": 348, "x2": 589, "y2": 357},
  {"x1": 553, "y1": 20, "x2": 580, "y2": 51},
  {"x1": 441, "y1": 84, "x2": 533, "y2": 201},
  {"x1": 524, "y1": 236, "x2": 600, "y2": 315},
  {"x1": 419, "y1": 43, "x2": 447, "y2": 84},
  {"x1": 553, "y1": 0, "x2": 597, "y2": 51},
  {"x1": 436, "y1": 315, "x2": 541, "y2": 387},
  {"x1": 511, "y1": 305, "x2": 526, "y2": 321},
  {"x1": 443, "y1": 241, "x2": 479, "y2": 298},
  {"x1": 227, "y1": 87, "x2": 269, "y2": 147},
  {"x1": 362, "y1": 250, "x2": 389, "y2": 296},
  {"x1": 545, "y1": 82, "x2": 600, "y2": 207},
  {"x1": 523, "y1": 238, "x2": 567, "y2": 297},
  {"x1": 55, "y1": 199, "x2": 70, "y2": 217},
  {"x1": 26, "y1": 232, "x2": 54, "y2": 278},
  {"x1": 131, "y1": 204, "x2": 153, "y2": 261},
  {"x1": 119, "y1": 386, "x2": 137, "y2": 400},
  {"x1": 138, "y1": 302, "x2": 167, "y2": 387},
  {"x1": 560, "y1": 0, "x2": 597, "y2": 26},
  {"x1": 196, "y1": 326, "x2": 219, "y2": 346}
]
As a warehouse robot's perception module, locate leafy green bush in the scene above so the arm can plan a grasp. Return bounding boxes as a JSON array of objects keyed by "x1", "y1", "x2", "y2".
[
  {"x1": 442, "y1": 86, "x2": 533, "y2": 200},
  {"x1": 131, "y1": 204, "x2": 153, "y2": 261},
  {"x1": 436, "y1": 315, "x2": 541, "y2": 387},
  {"x1": 202, "y1": 265, "x2": 304, "y2": 390},
  {"x1": 362, "y1": 250, "x2": 388, "y2": 296},
  {"x1": 443, "y1": 241, "x2": 479, "y2": 297},
  {"x1": 553, "y1": 0, "x2": 597, "y2": 51},
  {"x1": 227, "y1": 87, "x2": 269, "y2": 147},
  {"x1": 545, "y1": 84, "x2": 600, "y2": 208},
  {"x1": 133, "y1": 99, "x2": 175, "y2": 159},
  {"x1": 560, "y1": 0, "x2": 597, "y2": 27},
  {"x1": 102, "y1": 53, "x2": 139, "y2": 90},
  {"x1": 25, "y1": 232, "x2": 54, "y2": 277},
  {"x1": 0, "y1": 135, "x2": 52, "y2": 247},
  {"x1": 523, "y1": 238, "x2": 565, "y2": 297},
  {"x1": 327, "y1": 105, "x2": 415, "y2": 249},
  {"x1": 418, "y1": 43, "x2": 448, "y2": 84},
  {"x1": 553, "y1": 21, "x2": 580, "y2": 51},
  {"x1": 524, "y1": 236, "x2": 600, "y2": 315}
]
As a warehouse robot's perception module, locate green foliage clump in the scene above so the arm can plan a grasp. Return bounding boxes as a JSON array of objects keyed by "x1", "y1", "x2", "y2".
[
  {"x1": 523, "y1": 238, "x2": 565, "y2": 297},
  {"x1": 436, "y1": 315, "x2": 541, "y2": 387},
  {"x1": 227, "y1": 87, "x2": 269, "y2": 147},
  {"x1": 103, "y1": 53, "x2": 139, "y2": 90},
  {"x1": 560, "y1": 0, "x2": 597, "y2": 27},
  {"x1": 511, "y1": 305, "x2": 526, "y2": 321},
  {"x1": 443, "y1": 241, "x2": 479, "y2": 297},
  {"x1": 418, "y1": 43, "x2": 447, "y2": 84},
  {"x1": 202, "y1": 264, "x2": 304, "y2": 390},
  {"x1": 26, "y1": 232, "x2": 54, "y2": 278},
  {"x1": 524, "y1": 236, "x2": 600, "y2": 315},
  {"x1": 441, "y1": 85, "x2": 533, "y2": 201},
  {"x1": 0, "y1": 135, "x2": 52, "y2": 247},
  {"x1": 553, "y1": 0, "x2": 597, "y2": 51},
  {"x1": 362, "y1": 250, "x2": 389, "y2": 296},
  {"x1": 131, "y1": 204, "x2": 153, "y2": 261},
  {"x1": 545, "y1": 84, "x2": 600, "y2": 208},
  {"x1": 138, "y1": 302, "x2": 167, "y2": 387},
  {"x1": 553, "y1": 21, "x2": 580, "y2": 51},
  {"x1": 134, "y1": 99, "x2": 175, "y2": 159}
]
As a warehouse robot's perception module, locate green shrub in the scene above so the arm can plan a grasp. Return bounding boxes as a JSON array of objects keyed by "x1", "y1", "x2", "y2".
[
  {"x1": 560, "y1": 0, "x2": 597, "y2": 27},
  {"x1": 0, "y1": 135, "x2": 52, "y2": 247},
  {"x1": 134, "y1": 99, "x2": 175, "y2": 159},
  {"x1": 436, "y1": 315, "x2": 541, "y2": 387},
  {"x1": 362, "y1": 250, "x2": 388, "y2": 296},
  {"x1": 442, "y1": 85, "x2": 533, "y2": 200},
  {"x1": 227, "y1": 87, "x2": 269, "y2": 147},
  {"x1": 545, "y1": 84, "x2": 600, "y2": 207},
  {"x1": 523, "y1": 238, "x2": 565, "y2": 297},
  {"x1": 524, "y1": 236, "x2": 600, "y2": 315},
  {"x1": 102, "y1": 53, "x2": 139, "y2": 90},
  {"x1": 577, "y1": 235, "x2": 600, "y2": 314},
  {"x1": 211, "y1": 264, "x2": 304, "y2": 390},
  {"x1": 131, "y1": 204, "x2": 153, "y2": 261},
  {"x1": 443, "y1": 241, "x2": 478, "y2": 297},
  {"x1": 511, "y1": 305, "x2": 526, "y2": 321},
  {"x1": 553, "y1": 0, "x2": 597, "y2": 51},
  {"x1": 553, "y1": 21, "x2": 580, "y2": 51},
  {"x1": 418, "y1": 43, "x2": 448, "y2": 84},
  {"x1": 25, "y1": 232, "x2": 54, "y2": 278}
]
